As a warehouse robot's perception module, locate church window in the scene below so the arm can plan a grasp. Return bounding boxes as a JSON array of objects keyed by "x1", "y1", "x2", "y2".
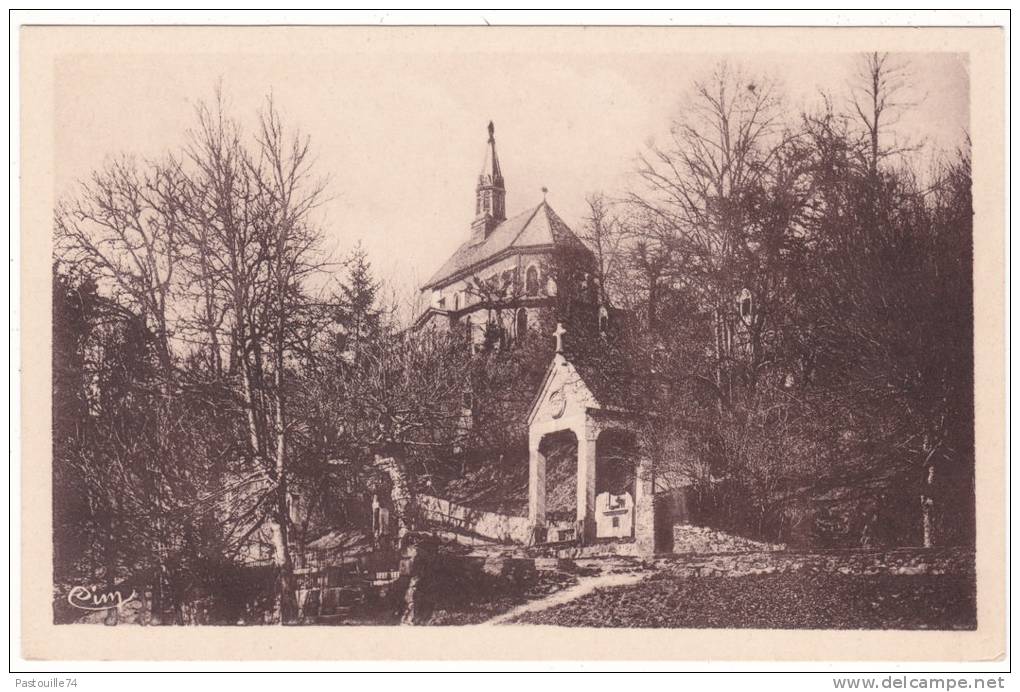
[
  {"x1": 525, "y1": 265, "x2": 540, "y2": 295},
  {"x1": 516, "y1": 308, "x2": 528, "y2": 341},
  {"x1": 453, "y1": 292, "x2": 460, "y2": 311}
]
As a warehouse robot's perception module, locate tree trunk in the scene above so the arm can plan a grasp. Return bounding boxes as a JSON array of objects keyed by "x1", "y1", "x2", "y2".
[
  {"x1": 268, "y1": 512, "x2": 297, "y2": 624},
  {"x1": 374, "y1": 455, "x2": 417, "y2": 544},
  {"x1": 870, "y1": 65, "x2": 880, "y2": 180},
  {"x1": 401, "y1": 576, "x2": 424, "y2": 625},
  {"x1": 237, "y1": 332, "x2": 263, "y2": 461},
  {"x1": 398, "y1": 541, "x2": 435, "y2": 625},
  {"x1": 269, "y1": 402, "x2": 297, "y2": 622},
  {"x1": 647, "y1": 275, "x2": 658, "y2": 331},
  {"x1": 712, "y1": 307, "x2": 727, "y2": 413},
  {"x1": 268, "y1": 243, "x2": 297, "y2": 623},
  {"x1": 921, "y1": 463, "x2": 936, "y2": 548}
]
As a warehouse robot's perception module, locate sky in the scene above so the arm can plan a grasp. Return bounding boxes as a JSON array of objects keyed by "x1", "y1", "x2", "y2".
[{"x1": 54, "y1": 44, "x2": 969, "y2": 305}]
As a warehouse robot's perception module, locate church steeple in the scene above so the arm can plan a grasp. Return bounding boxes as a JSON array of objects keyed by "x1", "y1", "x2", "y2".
[{"x1": 471, "y1": 121, "x2": 506, "y2": 242}]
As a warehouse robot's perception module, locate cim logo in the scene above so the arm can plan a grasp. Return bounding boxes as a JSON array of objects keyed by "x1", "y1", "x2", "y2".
[{"x1": 66, "y1": 585, "x2": 138, "y2": 611}]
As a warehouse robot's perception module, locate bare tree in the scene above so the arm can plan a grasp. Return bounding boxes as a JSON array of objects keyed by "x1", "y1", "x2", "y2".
[
  {"x1": 56, "y1": 87, "x2": 331, "y2": 623},
  {"x1": 628, "y1": 63, "x2": 797, "y2": 399},
  {"x1": 578, "y1": 193, "x2": 626, "y2": 308},
  {"x1": 55, "y1": 156, "x2": 183, "y2": 375},
  {"x1": 849, "y1": 52, "x2": 922, "y2": 178},
  {"x1": 175, "y1": 93, "x2": 328, "y2": 622},
  {"x1": 801, "y1": 102, "x2": 973, "y2": 548},
  {"x1": 54, "y1": 157, "x2": 195, "y2": 620}
]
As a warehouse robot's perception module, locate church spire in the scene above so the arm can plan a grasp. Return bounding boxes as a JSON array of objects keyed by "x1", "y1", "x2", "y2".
[{"x1": 472, "y1": 121, "x2": 506, "y2": 242}]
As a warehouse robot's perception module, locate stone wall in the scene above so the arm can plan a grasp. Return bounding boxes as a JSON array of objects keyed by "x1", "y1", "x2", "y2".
[
  {"x1": 672, "y1": 524, "x2": 786, "y2": 555},
  {"x1": 419, "y1": 494, "x2": 531, "y2": 544},
  {"x1": 654, "y1": 546, "x2": 974, "y2": 579},
  {"x1": 556, "y1": 540, "x2": 644, "y2": 559}
]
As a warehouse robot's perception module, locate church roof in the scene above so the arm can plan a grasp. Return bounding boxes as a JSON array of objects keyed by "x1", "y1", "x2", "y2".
[{"x1": 420, "y1": 201, "x2": 590, "y2": 291}]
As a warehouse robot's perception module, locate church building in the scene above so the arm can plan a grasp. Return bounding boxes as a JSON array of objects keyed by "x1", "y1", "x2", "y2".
[
  {"x1": 409, "y1": 122, "x2": 681, "y2": 554},
  {"x1": 414, "y1": 122, "x2": 598, "y2": 346}
]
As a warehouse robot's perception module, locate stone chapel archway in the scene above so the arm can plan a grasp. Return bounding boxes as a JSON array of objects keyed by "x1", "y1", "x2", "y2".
[{"x1": 526, "y1": 344, "x2": 656, "y2": 553}]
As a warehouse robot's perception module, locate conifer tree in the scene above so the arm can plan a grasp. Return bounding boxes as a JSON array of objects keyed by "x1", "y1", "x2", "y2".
[{"x1": 336, "y1": 242, "x2": 381, "y2": 366}]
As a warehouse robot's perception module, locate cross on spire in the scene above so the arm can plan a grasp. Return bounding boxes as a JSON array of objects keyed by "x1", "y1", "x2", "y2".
[{"x1": 554, "y1": 322, "x2": 567, "y2": 354}]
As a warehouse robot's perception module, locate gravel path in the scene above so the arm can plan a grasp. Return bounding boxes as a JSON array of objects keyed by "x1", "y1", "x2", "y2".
[{"x1": 479, "y1": 570, "x2": 650, "y2": 626}]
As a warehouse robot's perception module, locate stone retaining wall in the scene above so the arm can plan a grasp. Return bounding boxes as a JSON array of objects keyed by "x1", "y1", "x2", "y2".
[
  {"x1": 672, "y1": 524, "x2": 786, "y2": 554},
  {"x1": 654, "y1": 546, "x2": 974, "y2": 579},
  {"x1": 555, "y1": 540, "x2": 644, "y2": 559},
  {"x1": 419, "y1": 494, "x2": 531, "y2": 544}
]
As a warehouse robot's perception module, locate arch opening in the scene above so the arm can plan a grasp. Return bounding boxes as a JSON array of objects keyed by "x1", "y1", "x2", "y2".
[{"x1": 539, "y1": 429, "x2": 578, "y2": 540}]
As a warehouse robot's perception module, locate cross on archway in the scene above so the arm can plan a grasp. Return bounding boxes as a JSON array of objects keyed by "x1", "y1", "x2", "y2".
[{"x1": 553, "y1": 322, "x2": 566, "y2": 354}]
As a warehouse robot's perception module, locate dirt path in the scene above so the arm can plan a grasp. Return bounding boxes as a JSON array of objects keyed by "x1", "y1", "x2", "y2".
[{"x1": 480, "y1": 570, "x2": 651, "y2": 626}]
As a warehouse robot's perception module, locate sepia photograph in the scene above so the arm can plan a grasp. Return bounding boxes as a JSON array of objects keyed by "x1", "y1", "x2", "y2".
[{"x1": 15, "y1": 18, "x2": 1007, "y2": 667}]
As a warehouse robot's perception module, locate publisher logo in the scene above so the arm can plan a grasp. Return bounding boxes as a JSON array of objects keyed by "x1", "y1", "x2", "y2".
[{"x1": 66, "y1": 585, "x2": 137, "y2": 611}]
